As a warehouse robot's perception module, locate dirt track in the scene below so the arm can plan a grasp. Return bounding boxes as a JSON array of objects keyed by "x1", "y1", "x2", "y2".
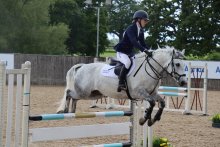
[{"x1": 29, "y1": 86, "x2": 220, "y2": 147}]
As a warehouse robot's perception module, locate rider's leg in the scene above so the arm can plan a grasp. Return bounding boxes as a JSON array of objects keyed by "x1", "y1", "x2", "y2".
[
  {"x1": 116, "y1": 52, "x2": 131, "y2": 92},
  {"x1": 117, "y1": 65, "x2": 129, "y2": 92}
]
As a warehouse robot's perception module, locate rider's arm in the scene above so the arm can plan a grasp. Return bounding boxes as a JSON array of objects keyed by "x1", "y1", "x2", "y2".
[
  {"x1": 126, "y1": 26, "x2": 146, "y2": 52},
  {"x1": 139, "y1": 31, "x2": 149, "y2": 50}
]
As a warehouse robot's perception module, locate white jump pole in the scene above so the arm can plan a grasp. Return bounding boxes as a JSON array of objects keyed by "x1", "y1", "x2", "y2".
[
  {"x1": 203, "y1": 63, "x2": 208, "y2": 115},
  {"x1": 184, "y1": 62, "x2": 192, "y2": 114},
  {"x1": 5, "y1": 74, "x2": 14, "y2": 147},
  {"x1": 21, "y1": 61, "x2": 31, "y2": 147},
  {"x1": 0, "y1": 61, "x2": 6, "y2": 147}
]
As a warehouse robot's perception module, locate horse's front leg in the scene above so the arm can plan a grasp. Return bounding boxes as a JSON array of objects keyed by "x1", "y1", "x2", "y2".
[
  {"x1": 139, "y1": 98, "x2": 155, "y2": 126},
  {"x1": 148, "y1": 95, "x2": 165, "y2": 126}
]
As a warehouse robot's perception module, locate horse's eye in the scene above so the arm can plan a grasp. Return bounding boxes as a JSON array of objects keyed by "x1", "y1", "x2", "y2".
[{"x1": 176, "y1": 63, "x2": 180, "y2": 67}]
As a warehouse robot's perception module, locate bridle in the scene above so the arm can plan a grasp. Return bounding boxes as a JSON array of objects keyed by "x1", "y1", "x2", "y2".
[
  {"x1": 133, "y1": 50, "x2": 186, "y2": 93},
  {"x1": 144, "y1": 50, "x2": 185, "y2": 80}
]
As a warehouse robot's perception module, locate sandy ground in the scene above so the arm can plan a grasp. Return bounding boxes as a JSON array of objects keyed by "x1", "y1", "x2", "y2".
[{"x1": 25, "y1": 86, "x2": 220, "y2": 146}]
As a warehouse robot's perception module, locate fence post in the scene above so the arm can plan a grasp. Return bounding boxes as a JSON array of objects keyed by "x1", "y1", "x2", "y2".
[
  {"x1": 0, "y1": 61, "x2": 6, "y2": 147},
  {"x1": 21, "y1": 61, "x2": 31, "y2": 147},
  {"x1": 203, "y1": 63, "x2": 208, "y2": 115},
  {"x1": 184, "y1": 62, "x2": 191, "y2": 114}
]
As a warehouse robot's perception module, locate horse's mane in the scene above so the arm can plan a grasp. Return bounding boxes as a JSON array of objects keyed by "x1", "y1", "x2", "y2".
[{"x1": 135, "y1": 46, "x2": 175, "y2": 58}]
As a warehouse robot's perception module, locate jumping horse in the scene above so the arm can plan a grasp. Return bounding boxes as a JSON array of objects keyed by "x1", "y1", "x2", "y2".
[{"x1": 57, "y1": 46, "x2": 187, "y2": 126}]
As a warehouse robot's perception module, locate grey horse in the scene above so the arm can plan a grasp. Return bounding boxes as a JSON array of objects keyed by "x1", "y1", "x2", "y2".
[{"x1": 57, "y1": 46, "x2": 187, "y2": 126}]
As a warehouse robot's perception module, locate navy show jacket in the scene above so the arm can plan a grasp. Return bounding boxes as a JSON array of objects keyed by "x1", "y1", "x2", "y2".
[{"x1": 114, "y1": 23, "x2": 149, "y2": 57}]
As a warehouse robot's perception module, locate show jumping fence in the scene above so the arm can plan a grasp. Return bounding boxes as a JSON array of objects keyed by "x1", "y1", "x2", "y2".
[
  {"x1": 0, "y1": 61, "x2": 152, "y2": 147},
  {"x1": 0, "y1": 59, "x2": 208, "y2": 147},
  {"x1": 0, "y1": 61, "x2": 31, "y2": 147}
]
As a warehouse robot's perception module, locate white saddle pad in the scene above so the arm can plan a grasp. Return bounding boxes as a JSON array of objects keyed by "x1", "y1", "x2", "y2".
[{"x1": 100, "y1": 62, "x2": 135, "y2": 78}]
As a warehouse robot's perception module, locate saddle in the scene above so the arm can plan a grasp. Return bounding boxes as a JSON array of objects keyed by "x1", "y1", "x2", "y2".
[
  {"x1": 109, "y1": 58, "x2": 123, "y2": 76},
  {"x1": 109, "y1": 57, "x2": 133, "y2": 76}
]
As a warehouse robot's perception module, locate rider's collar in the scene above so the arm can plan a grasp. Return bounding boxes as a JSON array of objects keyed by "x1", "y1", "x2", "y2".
[{"x1": 136, "y1": 22, "x2": 141, "y2": 37}]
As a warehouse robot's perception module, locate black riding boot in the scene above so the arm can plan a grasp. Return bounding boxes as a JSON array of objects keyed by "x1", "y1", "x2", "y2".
[{"x1": 117, "y1": 65, "x2": 129, "y2": 92}]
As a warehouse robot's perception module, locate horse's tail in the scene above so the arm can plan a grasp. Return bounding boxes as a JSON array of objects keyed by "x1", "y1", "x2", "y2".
[
  {"x1": 57, "y1": 63, "x2": 84, "y2": 113},
  {"x1": 66, "y1": 63, "x2": 84, "y2": 89}
]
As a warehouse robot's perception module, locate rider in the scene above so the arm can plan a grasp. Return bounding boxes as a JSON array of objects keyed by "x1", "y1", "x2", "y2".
[{"x1": 114, "y1": 10, "x2": 152, "y2": 92}]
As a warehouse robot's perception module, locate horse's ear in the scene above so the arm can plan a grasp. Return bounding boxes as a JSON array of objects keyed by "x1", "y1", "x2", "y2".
[
  {"x1": 157, "y1": 44, "x2": 161, "y2": 49},
  {"x1": 181, "y1": 49, "x2": 185, "y2": 55},
  {"x1": 174, "y1": 49, "x2": 186, "y2": 59}
]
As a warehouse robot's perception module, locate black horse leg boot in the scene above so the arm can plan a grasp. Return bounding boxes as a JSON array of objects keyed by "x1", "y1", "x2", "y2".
[{"x1": 117, "y1": 65, "x2": 129, "y2": 92}]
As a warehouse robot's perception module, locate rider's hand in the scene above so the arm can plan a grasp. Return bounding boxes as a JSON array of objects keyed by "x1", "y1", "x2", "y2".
[{"x1": 144, "y1": 49, "x2": 152, "y2": 57}]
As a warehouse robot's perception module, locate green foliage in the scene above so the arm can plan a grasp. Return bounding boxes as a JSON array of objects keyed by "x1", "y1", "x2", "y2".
[
  {"x1": 140, "y1": 0, "x2": 220, "y2": 56},
  {"x1": 141, "y1": 137, "x2": 172, "y2": 147},
  {"x1": 0, "y1": 0, "x2": 219, "y2": 56},
  {"x1": 100, "y1": 49, "x2": 115, "y2": 57},
  {"x1": 49, "y1": 0, "x2": 109, "y2": 56},
  {"x1": 186, "y1": 51, "x2": 220, "y2": 61},
  {"x1": 108, "y1": 0, "x2": 141, "y2": 41},
  {"x1": 211, "y1": 114, "x2": 220, "y2": 123},
  {"x1": 0, "y1": 0, "x2": 69, "y2": 54}
]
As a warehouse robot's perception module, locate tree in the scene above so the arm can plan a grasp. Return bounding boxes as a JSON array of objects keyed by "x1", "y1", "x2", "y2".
[
  {"x1": 0, "y1": 0, "x2": 69, "y2": 54},
  {"x1": 108, "y1": 0, "x2": 141, "y2": 41},
  {"x1": 141, "y1": 0, "x2": 220, "y2": 55},
  {"x1": 175, "y1": 0, "x2": 220, "y2": 55},
  {"x1": 49, "y1": 0, "x2": 109, "y2": 56}
]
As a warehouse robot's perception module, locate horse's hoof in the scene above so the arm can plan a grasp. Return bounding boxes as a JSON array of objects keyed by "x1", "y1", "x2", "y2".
[
  {"x1": 90, "y1": 105, "x2": 98, "y2": 108},
  {"x1": 139, "y1": 117, "x2": 147, "y2": 126},
  {"x1": 56, "y1": 110, "x2": 64, "y2": 114},
  {"x1": 64, "y1": 108, "x2": 69, "y2": 113},
  {"x1": 147, "y1": 119, "x2": 155, "y2": 126},
  {"x1": 117, "y1": 87, "x2": 122, "y2": 92}
]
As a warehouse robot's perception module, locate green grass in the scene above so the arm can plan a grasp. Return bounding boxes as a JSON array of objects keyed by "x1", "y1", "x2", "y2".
[{"x1": 100, "y1": 50, "x2": 116, "y2": 57}]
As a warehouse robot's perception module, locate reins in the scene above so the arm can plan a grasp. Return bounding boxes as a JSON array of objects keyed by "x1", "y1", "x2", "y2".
[{"x1": 132, "y1": 50, "x2": 179, "y2": 94}]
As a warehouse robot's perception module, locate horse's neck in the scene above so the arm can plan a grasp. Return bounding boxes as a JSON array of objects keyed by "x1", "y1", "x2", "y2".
[{"x1": 147, "y1": 52, "x2": 171, "y2": 73}]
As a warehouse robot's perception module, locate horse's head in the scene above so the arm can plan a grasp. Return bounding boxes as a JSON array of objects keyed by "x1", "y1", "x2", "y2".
[
  {"x1": 149, "y1": 46, "x2": 187, "y2": 86},
  {"x1": 167, "y1": 49, "x2": 187, "y2": 86}
]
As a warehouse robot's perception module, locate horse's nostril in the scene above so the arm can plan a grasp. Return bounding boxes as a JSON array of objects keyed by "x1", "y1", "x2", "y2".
[{"x1": 180, "y1": 81, "x2": 187, "y2": 86}]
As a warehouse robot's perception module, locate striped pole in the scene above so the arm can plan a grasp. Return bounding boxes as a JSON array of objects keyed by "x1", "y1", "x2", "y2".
[
  {"x1": 158, "y1": 91, "x2": 187, "y2": 97},
  {"x1": 81, "y1": 142, "x2": 132, "y2": 147},
  {"x1": 159, "y1": 86, "x2": 187, "y2": 91},
  {"x1": 29, "y1": 111, "x2": 133, "y2": 121}
]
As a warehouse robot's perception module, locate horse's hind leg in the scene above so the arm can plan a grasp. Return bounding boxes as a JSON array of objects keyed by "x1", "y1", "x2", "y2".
[
  {"x1": 139, "y1": 98, "x2": 155, "y2": 126},
  {"x1": 69, "y1": 99, "x2": 78, "y2": 113},
  {"x1": 57, "y1": 89, "x2": 75, "y2": 113}
]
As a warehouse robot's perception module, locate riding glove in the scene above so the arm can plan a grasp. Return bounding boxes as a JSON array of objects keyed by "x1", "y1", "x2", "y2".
[{"x1": 144, "y1": 49, "x2": 152, "y2": 57}]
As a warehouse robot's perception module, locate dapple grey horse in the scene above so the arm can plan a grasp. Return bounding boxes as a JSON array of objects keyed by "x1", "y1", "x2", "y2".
[{"x1": 57, "y1": 46, "x2": 187, "y2": 126}]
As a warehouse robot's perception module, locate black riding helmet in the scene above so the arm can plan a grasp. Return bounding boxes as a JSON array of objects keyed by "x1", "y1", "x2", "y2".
[{"x1": 133, "y1": 10, "x2": 149, "y2": 21}]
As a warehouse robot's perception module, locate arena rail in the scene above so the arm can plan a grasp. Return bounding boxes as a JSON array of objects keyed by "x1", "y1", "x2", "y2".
[{"x1": 0, "y1": 61, "x2": 31, "y2": 147}]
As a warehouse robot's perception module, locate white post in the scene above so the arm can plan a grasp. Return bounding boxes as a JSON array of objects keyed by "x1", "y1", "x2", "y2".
[
  {"x1": 184, "y1": 62, "x2": 191, "y2": 114},
  {"x1": 14, "y1": 74, "x2": 23, "y2": 146},
  {"x1": 143, "y1": 101, "x2": 148, "y2": 147},
  {"x1": 0, "y1": 61, "x2": 6, "y2": 147},
  {"x1": 130, "y1": 100, "x2": 135, "y2": 147},
  {"x1": 21, "y1": 61, "x2": 31, "y2": 147},
  {"x1": 136, "y1": 101, "x2": 142, "y2": 147},
  {"x1": 5, "y1": 74, "x2": 14, "y2": 147},
  {"x1": 203, "y1": 63, "x2": 208, "y2": 115},
  {"x1": 148, "y1": 126, "x2": 153, "y2": 147}
]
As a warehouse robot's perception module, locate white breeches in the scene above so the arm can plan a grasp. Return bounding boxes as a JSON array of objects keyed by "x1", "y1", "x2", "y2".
[{"x1": 116, "y1": 52, "x2": 131, "y2": 69}]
